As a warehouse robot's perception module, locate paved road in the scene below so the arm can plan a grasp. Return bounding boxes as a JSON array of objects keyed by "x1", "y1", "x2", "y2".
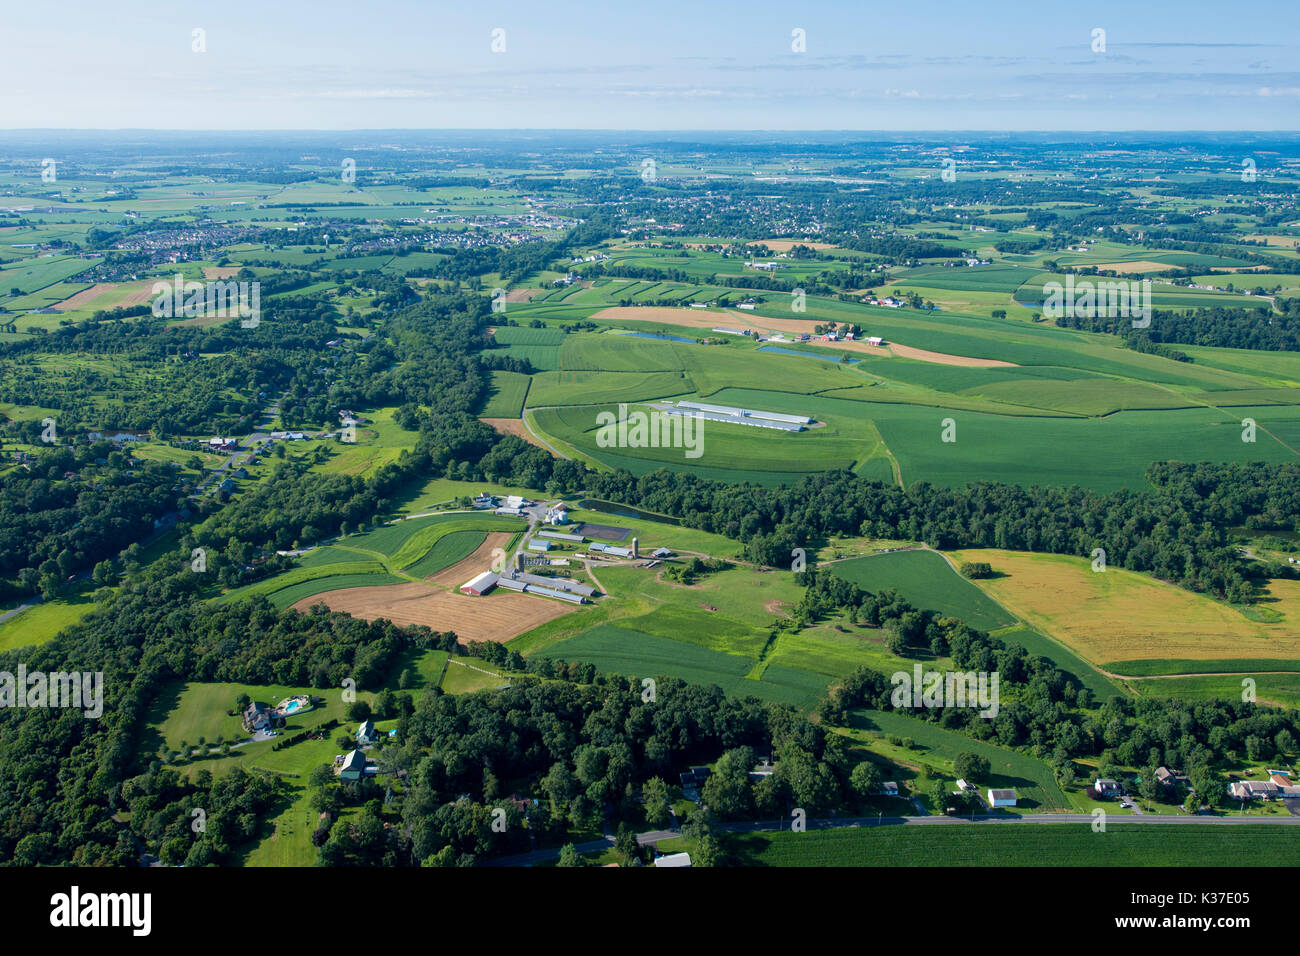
[{"x1": 482, "y1": 810, "x2": 1300, "y2": 867}]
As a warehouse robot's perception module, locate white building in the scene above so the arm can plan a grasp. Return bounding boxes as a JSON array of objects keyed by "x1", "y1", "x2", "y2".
[
  {"x1": 654, "y1": 852, "x2": 692, "y2": 868},
  {"x1": 987, "y1": 789, "x2": 1018, "y2": 807}
]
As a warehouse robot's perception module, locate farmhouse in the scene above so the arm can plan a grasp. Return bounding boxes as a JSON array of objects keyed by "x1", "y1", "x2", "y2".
[
  {"x1": 1228, "y1": 780, "x2": 1279, "y2": 800},
  {"x1": 357, "y1": 719, "x2": 377, "y2": 745},
  {"x1": 987, "y1": 788, "x2": 1018, "y2": 807},
  {"x1": 460, "y1": 571, "x2": 498, "y2": 596},
  {"x1": 1094, "y1": 778, "x2": 1122, "y2": 799}
]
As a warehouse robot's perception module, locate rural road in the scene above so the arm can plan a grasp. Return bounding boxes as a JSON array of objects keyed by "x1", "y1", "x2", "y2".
[{"x1": 482, "y1": 810, "x2": 1300, "y2": 866}]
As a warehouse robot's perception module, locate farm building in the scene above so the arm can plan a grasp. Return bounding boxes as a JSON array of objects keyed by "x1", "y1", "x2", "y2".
[
  {"x1": 526, "y1": 540, "x2": 553, "y2": 553},
  {"x1": 737, "y1": 302, "x2": 757, "y2": 310},
  {"x1": 674, "y1": 400, "x2": 811, "y2": 429},
  {"x1": 525, "y1": 585, "x2": 586, "y2": 604},
  {"x1": 654, "y1": 852, "x2": 692, "y2": 868},
  {"x1": 460, "y1": 571, "x2": 498, "y2": 596},
  {"x1": 495, "y1": 507, "x2": 523, "y2": 516},
  {"x1": 516, "y1": 573, "x2": 595, "y2": 597},
  {"x1": 543, "y1": 505, "x2": 570, "y2": 525},
  {"x1": 539, "y1": 529, "x2": 585, "y2": 543},
  {"x1": 339, "y1": 749, "x2": 368, "y2": 782},
  {"x1": 865, "y1": 336, "x2": 884, "y2": 346},
  {"x1": 589, "y1": 541, "x2": 635, "y2": 559},
  {"x1": 711, "y1": 327, "x2": 749, "y2": 336},
  {"x1": 496, "y1": 577, "x2": 528, "y2": 592},
  {"x1": 653, "y1": 547, "x2": 673, "y2": 558},
  {"x1": 504, "y1": 495, "x2": 528, "y2": 509},
  {"x1": 987, "y1": 789, "x2": 1018, "y2": 807}
]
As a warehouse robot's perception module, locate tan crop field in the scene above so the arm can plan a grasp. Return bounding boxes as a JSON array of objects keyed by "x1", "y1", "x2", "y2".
[
  {"x1": 481, "y1": 417, "x2": 548, "y2": 448},
  {"x1": 53, "y1": 280, "x2": 157, "y2": 311},
  {"x1": 947, "y1": 549, "x2": 1300, "y2": 666},
  {"x1": 291, "y1": 581, "x2": 576, "y2": 643}
]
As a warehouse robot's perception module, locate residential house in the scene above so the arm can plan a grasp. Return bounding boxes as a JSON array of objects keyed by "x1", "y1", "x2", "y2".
[
  {"x1": 1094, "y1": 778, "x2": 1122, "y2": 799},
  {"x1": 357, "y1": 719, "x2": 377, "y2": 745}
]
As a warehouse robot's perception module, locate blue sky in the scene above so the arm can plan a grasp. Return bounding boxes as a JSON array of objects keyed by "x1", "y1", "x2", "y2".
[{"x1": 2, "y1": 0, "x2": 1297, "y2": 129}]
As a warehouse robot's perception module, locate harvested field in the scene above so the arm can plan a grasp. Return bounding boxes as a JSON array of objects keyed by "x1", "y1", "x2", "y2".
[
  {"x1": 53, "y1": 280, "x2": 157, "y2": 311},
  {"x1": 291, "y1": 581, "x2": 576, "y2": 643},
  {"x1": 506, "y1": 287, "x2": 546, "y2": 302},
  {"x1": 1089, "y1": 261, "x2": 1181, "y2": 274},
  {"x1": 202, "y1": 266, "x2": 242, "y2": 279},
  {"x1": 426, "y1": 532, "x2": 514, "y2": 586},
  {"x1": 481, "y1": 417, "x2": 550, "y2": 449},
  {"x1": 753, "y1": 239, "x2": 838, "y2": 251}
]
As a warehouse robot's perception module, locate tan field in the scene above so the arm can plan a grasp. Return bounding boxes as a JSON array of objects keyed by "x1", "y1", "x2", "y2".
[
  {"x1": 426, "y1": 532, "x2": 515, "y2": 586},
  {"x1": 948, "y1": 548, "x2": 1300, "y2": 668},
  {"x1": 481, "y1": 417, "x2": 548, "y2": 447},
  {"x1": 752, "y1": 239, "x2": 838, "y2": 251},
  {"x1": 202, "y1": 266, "x2": 242, "y2": 279},
  {"x1": 291, "y1": 581, "x2": 576, "y2": 644},
  {"x1": 54, "y1": 280, "x2": 158, "y2": 311},
  {"x1": 506, "y1": 287, "x2": 548, "y2": 302},
  {"x1": 1091, "y1": 260, "x2": 1182, "y2": 275},
  {"x1": 590, "y1": 306, "x2": 1016, "y2": 367}
]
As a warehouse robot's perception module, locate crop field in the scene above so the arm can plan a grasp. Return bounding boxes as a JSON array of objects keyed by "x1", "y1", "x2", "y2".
[
  {"x1": 829, "y1": 549, "x2": 1016, "y2": 631},
  {"x1": 290, "y1": 581, "x2": 578, "y2": 643},
  {"x1": 723, "y1": 824, "x2": 1299, "y2": 867},
  {"x1": 533, "y1": 625, "x2": 824, "y2": 707},
  {"x1": 480, "y1": 370, "x2": 530, "y2": 418},
  {"x1": 948, "y1": 549, "x2": 1300, "y2": 672},
  {"x1": 218, "y1": 513, "x2": 526, "y2": 607}
]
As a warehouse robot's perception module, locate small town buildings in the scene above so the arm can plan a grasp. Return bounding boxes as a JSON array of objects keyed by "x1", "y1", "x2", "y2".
[{"x1": 987, "y1": 788, "x2": 1018, "y2": 807}]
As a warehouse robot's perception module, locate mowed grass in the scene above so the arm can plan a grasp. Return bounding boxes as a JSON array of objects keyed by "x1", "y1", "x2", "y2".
[
  {"x1": 848, "y1": 709, "x2": 1069, "y2": 810},
  {"x1": 949, "y1": 549, "x2": 1300, "y2": 671},
  {"x1": 829, "y1": 550, "x2": 1016, "y2": 631},
  {"x1": 142, "y1": 680, "x2": 353, "y2": 754},
  {"x1": 0, "y1": 586, "x2": 99, "y2": 652},
  {"x1": 723, "y1": 824, "x2": 1300, "y2": 866}
]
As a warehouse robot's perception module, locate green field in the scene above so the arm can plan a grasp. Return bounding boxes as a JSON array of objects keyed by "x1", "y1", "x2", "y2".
[
  {"x1": 829, "y1": 550, "x2": 1016, "y2": 631},
  {"x1": 722, "y1": 823, "x2": 1300, "y2": 866}
]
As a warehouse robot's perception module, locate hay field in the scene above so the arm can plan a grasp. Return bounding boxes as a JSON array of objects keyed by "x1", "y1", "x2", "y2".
[{"x1": 947, "y1": 549, "x2": 1300, "y2": 668}]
